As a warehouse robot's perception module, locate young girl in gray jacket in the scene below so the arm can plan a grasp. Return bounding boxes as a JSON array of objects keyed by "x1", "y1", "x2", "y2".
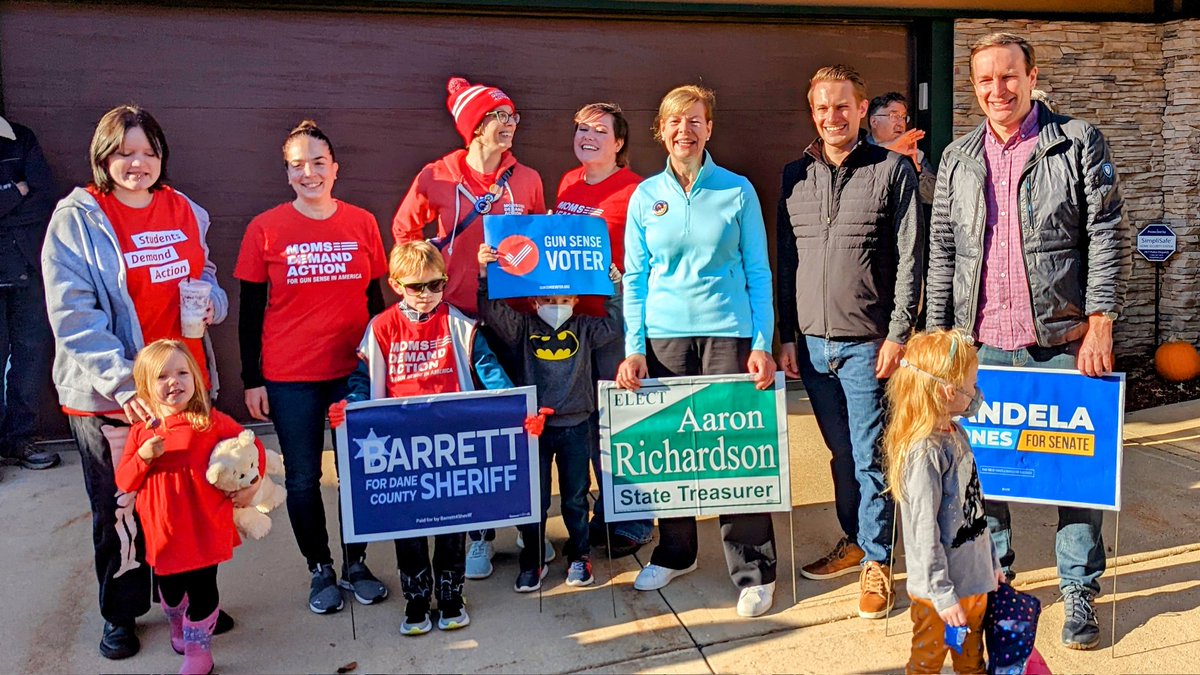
[{"x1": 884, "y1": 329, "x2": 1007, "y2": 674}]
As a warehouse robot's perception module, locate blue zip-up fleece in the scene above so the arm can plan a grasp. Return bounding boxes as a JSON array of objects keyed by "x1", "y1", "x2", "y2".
[
  {"x1": 623, "y1": 152, "x2": 774, "y2": 356},
  {"x1": 41, "y1": 187, "x2": 228, "y2": 412}
]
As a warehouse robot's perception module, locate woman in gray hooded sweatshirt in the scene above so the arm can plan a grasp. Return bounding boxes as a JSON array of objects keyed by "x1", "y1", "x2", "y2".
[{"x1": 41, "y1": 105, "x2": 228, "y2": 661}]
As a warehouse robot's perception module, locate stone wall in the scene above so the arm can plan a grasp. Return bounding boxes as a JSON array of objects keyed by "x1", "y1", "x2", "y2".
[
  {"x1": 1160, "y1": 22, "x2": 1200, "y2": 345},
  {"x1": 952, "y1": 19, "x2": 1199, "y2": 354}
]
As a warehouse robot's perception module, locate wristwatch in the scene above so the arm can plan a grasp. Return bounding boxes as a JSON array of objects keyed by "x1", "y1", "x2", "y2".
[{"x1": 1099, "y1": 311, "x2": 1118, "y2": 321}]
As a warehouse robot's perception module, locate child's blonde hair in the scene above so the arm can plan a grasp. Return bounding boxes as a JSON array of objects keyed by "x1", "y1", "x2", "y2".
[
  {"x1": 389, "y1": 241, "x2": 446, "y2": 281},
  {"x1": 132, "y1": 339, "x2": 212, "y2": 431},
  {"x1": 883, "y1": 329, "x2": 977, "y2": 500}
]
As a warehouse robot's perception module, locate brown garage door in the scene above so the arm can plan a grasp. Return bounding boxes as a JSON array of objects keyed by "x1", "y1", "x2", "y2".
[{"x1": 1, "y1": 2, "x2": 909, "y2": 434}]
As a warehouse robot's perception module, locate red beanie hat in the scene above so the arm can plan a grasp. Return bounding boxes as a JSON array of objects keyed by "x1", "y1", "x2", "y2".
[{"x1": 446, "y1": 76, "x2": 515, "y2": 146}]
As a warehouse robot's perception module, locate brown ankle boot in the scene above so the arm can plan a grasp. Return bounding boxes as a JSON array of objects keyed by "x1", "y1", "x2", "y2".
[{"x1": 858, "y1": 561, "x2": 894, "y2": 619}]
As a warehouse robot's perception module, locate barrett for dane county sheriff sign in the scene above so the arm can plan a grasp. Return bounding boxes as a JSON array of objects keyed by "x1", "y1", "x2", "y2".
[
  {"x1": 483, "y1": 214, "x2": 613, "y2": 298},
  {"x1": 598, "y1": 373, "x2": 791, "y2": 521},
  {"x1": 335, "y1": 387, "x2": 541, "y2": 542},
  {"x1": 963, "y1": 366, "x2": 1125, "y2": 511}
]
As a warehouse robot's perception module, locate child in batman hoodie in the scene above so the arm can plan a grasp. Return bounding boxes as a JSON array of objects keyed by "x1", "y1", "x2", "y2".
[{"x1": 477, "y1": 242, "x2": 621, "y2": 593}]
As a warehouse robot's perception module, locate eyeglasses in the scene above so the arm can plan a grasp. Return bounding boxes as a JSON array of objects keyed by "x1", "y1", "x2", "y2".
[
  {"x1": 485, "y1": 110, "x2": 521, "y2": 126},
  {"x1": 872, "y1": 113, "x2": 911, "y2": 124},
  {"x1": 395, "y1": 277, "x2": 448, "y2": 295}
]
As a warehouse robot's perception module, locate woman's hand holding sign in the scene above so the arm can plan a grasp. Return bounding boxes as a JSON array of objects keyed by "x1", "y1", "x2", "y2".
[
  {"x1": 747, "y1": 350, "x2": 777, "y2": 390},
  {"x1": 617, "y1": 354, "x2": 648, "y2": 391}
]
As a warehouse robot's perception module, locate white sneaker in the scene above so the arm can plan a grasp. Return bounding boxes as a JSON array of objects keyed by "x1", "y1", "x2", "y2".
[
  {"x1": 736, "y1": 581, "x2": 776, "y2": 617},
  {"x1": 515, "y1": 531, "x2": 557, "y2": 563},
  {"x1": 633, "y1": 562, "x2": 698, "y2": 591},
  {"x1": 464, "y1": 539, "x2": 494, "y2": 579}
]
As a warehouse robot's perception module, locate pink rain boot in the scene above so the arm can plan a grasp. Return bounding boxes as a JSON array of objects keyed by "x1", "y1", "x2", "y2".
[
  {"x1": 180, "y1": 608, "x2": 218, "y2": 675},
  {"x1": 161, "y1": 595, "x2": 188, "y2": 655}
]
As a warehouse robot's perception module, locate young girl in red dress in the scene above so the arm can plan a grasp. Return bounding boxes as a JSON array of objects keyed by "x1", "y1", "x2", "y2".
[{"x1": 116, "y1": 340, "x2": 265, "y2": 674}]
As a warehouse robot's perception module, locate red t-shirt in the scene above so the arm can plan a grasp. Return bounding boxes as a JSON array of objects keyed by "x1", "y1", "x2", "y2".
[
  {"x1": 115, "y1": 410, "x2": 265, "y2": 576},
  {"x1": 364, "y1": 303, "x2": 465, "y2": 398},
  {"x1": 554, "y1": 166, "x2": 642, "y2": 316},
  {"x1": 90, "y1": 185, "x2": 210, "y2": 385},
  {"x1": 234, "y1": 201, "x2": 387, "y2": 382}
]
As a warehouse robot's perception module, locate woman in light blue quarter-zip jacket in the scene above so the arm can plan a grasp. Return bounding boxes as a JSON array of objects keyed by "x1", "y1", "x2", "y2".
[{"x1": 615, "y1": 85, "x2": 780, "y2": 618}]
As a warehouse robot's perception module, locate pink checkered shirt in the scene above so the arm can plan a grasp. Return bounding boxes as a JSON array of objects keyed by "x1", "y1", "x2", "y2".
[{"x1": 975, "y1": 104, "x2": 1041, "y2": 350}]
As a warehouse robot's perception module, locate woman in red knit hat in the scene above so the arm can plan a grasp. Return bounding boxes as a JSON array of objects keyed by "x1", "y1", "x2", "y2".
[
  {"x1": 393, "y1": 77, "x2": 545, "y2": 317},
  {"x1": 392, "y1": 76, "x2": 546, "y2": 581}
]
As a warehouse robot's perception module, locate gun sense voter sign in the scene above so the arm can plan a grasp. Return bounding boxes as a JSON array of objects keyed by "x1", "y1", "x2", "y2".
[
  {"x1": 598, "y1": 373, "x2": 791, "y2": 521},
  {"x1": 483, "y1": 214, "x2": 613, "y2": 298},
  {"x1": 335, "y1": 387, "x2": 542, "y2": 541},
  {"x1": 963, "y1": 366, "x2": 1125, "y2": 511}
]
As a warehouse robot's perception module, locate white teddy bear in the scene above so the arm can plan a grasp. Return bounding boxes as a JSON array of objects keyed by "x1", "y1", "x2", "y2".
[{"x1": 206, "y1": 429, "x2": 286, "y2": 540}]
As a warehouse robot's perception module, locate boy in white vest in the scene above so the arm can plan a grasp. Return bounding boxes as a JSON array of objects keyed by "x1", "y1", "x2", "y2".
[{"x1": 329, "y1": 241, "x2": 513, "y2": 636}]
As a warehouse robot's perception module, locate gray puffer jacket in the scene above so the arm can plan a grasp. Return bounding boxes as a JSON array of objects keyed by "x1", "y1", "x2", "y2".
[
  {"x1": 926, "y1": 104, "x2": 1128, "y2": 347},
  {"x1": 41, "y1": 187, "x2": 228, "y2": 412}
]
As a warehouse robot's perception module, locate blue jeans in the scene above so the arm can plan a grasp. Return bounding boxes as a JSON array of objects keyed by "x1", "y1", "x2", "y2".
[
  {"x1": 587, "y1": 412, "x2": 653, "y2": 544},
  {"x1": 976, "y1": 341, "x2": 1105, "y2": 593},
  {"x1": 518, "y1": 420, "x2": 592, "y2": 569},
  {"x1": 265, "y1": 378, "x2": 367, "y2": 571},
  {"x1": 797, "y1": 336, "x2": 893, "y2": 563}
]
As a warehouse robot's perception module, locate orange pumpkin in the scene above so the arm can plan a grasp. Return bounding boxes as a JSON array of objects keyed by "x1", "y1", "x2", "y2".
[{"x1": 1154, "y1": 341, "x2": 1200, "y2": 383}]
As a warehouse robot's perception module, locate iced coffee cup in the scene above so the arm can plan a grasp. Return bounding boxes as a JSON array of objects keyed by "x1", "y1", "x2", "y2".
[{"x1": 179, "y1": 279, "x2": 212, "y2": 339}]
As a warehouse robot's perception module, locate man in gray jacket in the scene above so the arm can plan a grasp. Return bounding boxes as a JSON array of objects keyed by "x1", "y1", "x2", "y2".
[
  {"x1": 927, "y1": 32, "x2": 1127, "y2": 650},
  {"x1": 776, "y1": 64, "x2": 923, "y2": 620}
]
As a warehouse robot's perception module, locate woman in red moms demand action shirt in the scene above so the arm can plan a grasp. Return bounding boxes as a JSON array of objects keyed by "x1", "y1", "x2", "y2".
[
  {"x1": 234, "y1": 120, "x2": 389, "y2": 616},
  {"x1": 552, "y1": 102, "x2": 651, "y2": 557}
]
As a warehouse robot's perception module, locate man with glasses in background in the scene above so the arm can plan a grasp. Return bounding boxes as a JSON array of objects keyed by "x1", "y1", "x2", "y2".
[{"x1": 867, "y1": 92, "x2": 937, "y2": 204}]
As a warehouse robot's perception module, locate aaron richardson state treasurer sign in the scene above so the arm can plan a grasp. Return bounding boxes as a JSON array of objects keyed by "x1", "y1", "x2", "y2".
[{"x1": 599, "y1": 373, "x2": 791, "y2": 521}]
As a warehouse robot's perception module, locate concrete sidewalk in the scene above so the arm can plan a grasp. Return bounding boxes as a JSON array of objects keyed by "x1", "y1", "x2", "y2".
[{"x1": 2, "y1": 395, "x2": 1198, "y2": 674}]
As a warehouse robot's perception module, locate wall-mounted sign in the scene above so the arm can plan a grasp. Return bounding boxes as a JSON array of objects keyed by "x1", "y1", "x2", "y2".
[{"x1": 1137, "y1": 223, "x2": 1177, "y2": 263}]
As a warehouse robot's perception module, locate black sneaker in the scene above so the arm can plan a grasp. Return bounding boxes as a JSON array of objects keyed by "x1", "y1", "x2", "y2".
[
  {"x1": 338, "y1": 560, "x2": 388, "y2": 605},
  {"x1": 99, "y1": 621, "x2": 139, "y2": 660},
  {"x1": 514, "y1": 566, "x2": 548, "y2": 593},
  {"x1": 3, "y1": 444, "x2": 60, "y2": 470},
  {"x1": 308, "y1": 564, "x2": 344, "y2": 614},
  {"x1": 400, "y1": 599, "x2": 432, "y2": 636},
  {"x1": 1061, "y1": 585, "x2": 1101, "y2": 650},
  {"x1": 437, "y1": 597, "x2": 470, "y2": 631}
]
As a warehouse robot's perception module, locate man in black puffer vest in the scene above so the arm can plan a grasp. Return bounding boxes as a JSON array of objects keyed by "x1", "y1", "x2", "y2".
[{"x1": 775, "y1": 64, "x2": 922, "y2": 621}]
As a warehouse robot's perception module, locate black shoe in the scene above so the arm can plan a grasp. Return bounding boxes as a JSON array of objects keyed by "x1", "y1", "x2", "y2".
[
  {"x1": 99, "y1": 621, "x2": 139, "y2": 660},
  {"x1": 3, "y1": 444, "x2": 61, "y2": 470},
  {"x1": 214, "y1": 609, "x2": 234, "y2": 635},
  {"x1": 308, "y1": 564, "x2": 344, "y2": 614},
  {"x1": 514, "y1": 566, "x2": 548, "y2": 593},
  {"x1": 608, "y1": 533, "x2": 643, "y2": 559},
  {"x1": 1061, "y1": 585, "x2": 1101, "y2": 650},
  {"x1": 338, "y1": 560, "x2": 388, "y2": 605},
  {"x1": 400, "y1": 599, "x2": 432, "y2": 636}
]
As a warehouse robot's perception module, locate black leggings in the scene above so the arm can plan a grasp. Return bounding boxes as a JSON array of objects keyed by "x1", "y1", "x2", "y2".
[{"x1": 158, "y1": 566, "x2": 219, "y2": 621}]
